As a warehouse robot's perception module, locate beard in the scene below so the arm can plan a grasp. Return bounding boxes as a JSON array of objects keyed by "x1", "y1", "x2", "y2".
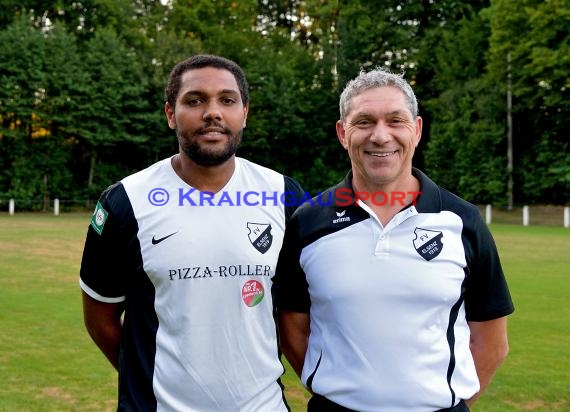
[{"x1": 177, "y1": 125, "x2": 243, "y2": 167}]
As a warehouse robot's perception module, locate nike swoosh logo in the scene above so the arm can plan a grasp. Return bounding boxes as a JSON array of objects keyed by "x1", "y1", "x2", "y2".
[{"x1": 151, "y1": 232, "x2": 178, "y2": 245}]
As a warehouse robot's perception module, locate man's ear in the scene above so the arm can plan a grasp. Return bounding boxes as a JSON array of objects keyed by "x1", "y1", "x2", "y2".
[
  {"x1": 414, "y1": 116, "x2": 423, "y2": 147},
  {"x1": 165, "y1": 102, "x2": 176, "y2": 129},
  {"x1": 242, "y1": 104, "x2": 249, "y2": 128},
  {"x1": 336, "y1": 120, "x2": 348, "y2": 150}
]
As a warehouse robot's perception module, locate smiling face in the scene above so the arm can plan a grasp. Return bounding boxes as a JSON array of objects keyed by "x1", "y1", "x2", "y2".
[
  {"x1": 336, "y1": 86, "x2": 422, "y2": 191},
  {"x1": 165, "y1": 67, "x2": 249, "y2": 167}
]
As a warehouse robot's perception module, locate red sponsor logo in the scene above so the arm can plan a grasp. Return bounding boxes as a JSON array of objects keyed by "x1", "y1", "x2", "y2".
[{"x1": 242, "y1": 280, "x2": 264, "y2": 307}]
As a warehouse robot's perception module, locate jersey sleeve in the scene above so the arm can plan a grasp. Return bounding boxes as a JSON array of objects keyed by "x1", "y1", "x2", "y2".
[
  {"x1": 283, "y1": 176, "x2": 306, "y2": 221},
  {"x1": 79, "y1": 182, "x2": 138, "y2": 303},
  {"x1": 462, "y1": 209, "x2": 515, "y2": 321},
  {"x1": 274, "y1": 209, "x2": 311, "y2": 314}
]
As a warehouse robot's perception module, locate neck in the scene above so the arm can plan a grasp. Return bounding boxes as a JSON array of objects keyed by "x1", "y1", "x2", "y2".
[
  {"x1": 352, "y1": 172, "x2": 419, "y2": 226},
  {"x1": 172, "y1": 153, "x2": 236, "y2": 193}
]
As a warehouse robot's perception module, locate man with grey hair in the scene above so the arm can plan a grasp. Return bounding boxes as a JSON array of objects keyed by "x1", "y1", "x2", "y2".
[{"x1": 275, "y1": 67, "x2": 514, "y2": 412}]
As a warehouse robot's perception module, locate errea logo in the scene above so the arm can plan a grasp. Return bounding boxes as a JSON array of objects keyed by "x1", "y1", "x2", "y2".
[{"x1": 332, "y1": 210, "x2": 351, "y2": 224}]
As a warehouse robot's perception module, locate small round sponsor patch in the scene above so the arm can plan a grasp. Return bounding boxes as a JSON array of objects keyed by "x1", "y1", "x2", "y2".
[{"x1": 242, "y1": 280, "x2": 264, "y2": 307}]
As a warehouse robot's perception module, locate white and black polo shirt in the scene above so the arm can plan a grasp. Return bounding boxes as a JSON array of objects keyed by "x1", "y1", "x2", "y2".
[
  {"x1": 275, "y1": 168, "x2": 514, "y2": 412},
  {"x1": 80, "y1": 156, "x2": 303, "y2": 411}
]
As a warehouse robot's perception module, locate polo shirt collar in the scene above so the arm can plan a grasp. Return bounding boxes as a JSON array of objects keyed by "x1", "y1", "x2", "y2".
[
  {"x1": 412, "y1": 168, "x2": 442, "y2": 213},
  {"x1": 331, "y1": 167, "x2": 441, "y2": 213}
]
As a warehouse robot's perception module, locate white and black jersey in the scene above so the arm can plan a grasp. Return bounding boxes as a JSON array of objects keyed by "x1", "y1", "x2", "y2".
[
  {"x1": 80, "y1": 156, "x2": 303, "y2": 412},
  {"x1": 275, "y1": 168, "x2": 514, "y2": 412}
]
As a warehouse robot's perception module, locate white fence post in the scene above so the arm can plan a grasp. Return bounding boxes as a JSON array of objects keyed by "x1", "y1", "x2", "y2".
[
  {"x1": 522, "y1": 205, "x2": 529, "y2": 226},
  {"x1": 564, "y1": 207, "x2": 569, "y2": 229},
  {"x1": 54, "y1": 198, "x2": 60, "y2": 216},
  {"x1": 485, "y1": 204, "x2": 492, "y2": 225},
  {"x1": 9, "y1": 199, "x2": 15, "y2": 215}
]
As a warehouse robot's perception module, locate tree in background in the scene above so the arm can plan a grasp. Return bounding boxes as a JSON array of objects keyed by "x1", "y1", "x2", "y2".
[
  {"x1": 0, "y1": 16, "x2": 81, "y2": 208},
  {"x1": 487, "y1": 0, "x2": 569, "y2": 205},
  {"x1": 0, "y1": 0, "x2": 567, "y2": 207},
  {"x1": 422, "y1": 9, "x2": 506, "y2": 204}
]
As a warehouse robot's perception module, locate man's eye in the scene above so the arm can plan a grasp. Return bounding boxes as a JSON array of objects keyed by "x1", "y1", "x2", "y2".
[{"x1": 222, "y1": 98, "x2": 237, "y2": 105}]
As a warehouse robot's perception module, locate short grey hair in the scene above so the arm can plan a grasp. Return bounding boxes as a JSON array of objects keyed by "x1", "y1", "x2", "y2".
[{"x1": 339, "y1": 68, "x2": 418, "y2": 121}]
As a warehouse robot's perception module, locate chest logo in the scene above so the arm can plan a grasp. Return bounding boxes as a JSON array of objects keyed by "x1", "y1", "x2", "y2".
[
  {"x1": 152, "y1": 232, "x2": 178, "y2": 245},
  {"x1": 247, "y1": 222, "x2": 273, "y2": 254},
  {"x1": 413, "y1": 228, "x2": 443, "y2": 261},
  {"x1": 242, "y1": 280, "x2": 265, "y2": 307},
  {"x1": 332, "y1": 209, "x2": 351, "y2": 224}
]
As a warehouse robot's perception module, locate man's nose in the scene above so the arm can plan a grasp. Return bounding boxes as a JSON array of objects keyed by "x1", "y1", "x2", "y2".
[
  {"x1": 370, "y1": 122, "x2": 391, "y2": 143},
  {"x1": 202, "y1": 101, "x2": 223, "y2": 121}
]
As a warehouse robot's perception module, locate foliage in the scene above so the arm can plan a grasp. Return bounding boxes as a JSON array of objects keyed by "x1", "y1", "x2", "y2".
[
  {"x1": 486, "y1": 0, "x2": 569, "y2": 204},
  {"x1": 0, "y1": 16, "x2": 79, "y2": 204},
  {"x1": 0, "y1": 0, "x2": 568, "y2": 206},
  {"x1": 423, "y1": 11, "x2": 507, "y2": 204}
]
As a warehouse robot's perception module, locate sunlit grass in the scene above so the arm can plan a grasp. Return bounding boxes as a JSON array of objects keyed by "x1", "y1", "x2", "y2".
[{"x1": 0, "y1": 215, "x2": 568, "y2": 411}]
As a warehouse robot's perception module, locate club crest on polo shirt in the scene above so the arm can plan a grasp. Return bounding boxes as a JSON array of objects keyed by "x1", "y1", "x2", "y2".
[
  {"x1": 413, "y1": 227, "x2": 443, "y2": 261},
  {"x1": 247, "y1": 222, "x2": 273, "y2": 254},
  {"x1": 91, "y1": 201, "x2": 109, "y2": 235}
]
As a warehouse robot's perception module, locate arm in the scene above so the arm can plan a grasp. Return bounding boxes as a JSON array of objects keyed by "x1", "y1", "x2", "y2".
[
  {"x1": 278, "y1": 310, "x2": 310, "y2": 378},
  {"x1": 466, "y1": 316, "x2": 510, "y2": 406},
  {"x1": 82, "y1": 291, "x2": 124, "y2": 371}
]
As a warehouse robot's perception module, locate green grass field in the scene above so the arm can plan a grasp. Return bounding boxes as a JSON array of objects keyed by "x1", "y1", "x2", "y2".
[{"x1": 0, "y1": 213, "x2": 568, "y2": 411}]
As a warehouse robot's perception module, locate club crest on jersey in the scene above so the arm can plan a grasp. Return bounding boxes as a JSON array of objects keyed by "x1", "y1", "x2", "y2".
[
  {"x1": 247, "y1": 222, "x2": 273, "y2": 254},
  {"x1": 413, "y1": 227, "x2": 444, "y2": 261}
]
